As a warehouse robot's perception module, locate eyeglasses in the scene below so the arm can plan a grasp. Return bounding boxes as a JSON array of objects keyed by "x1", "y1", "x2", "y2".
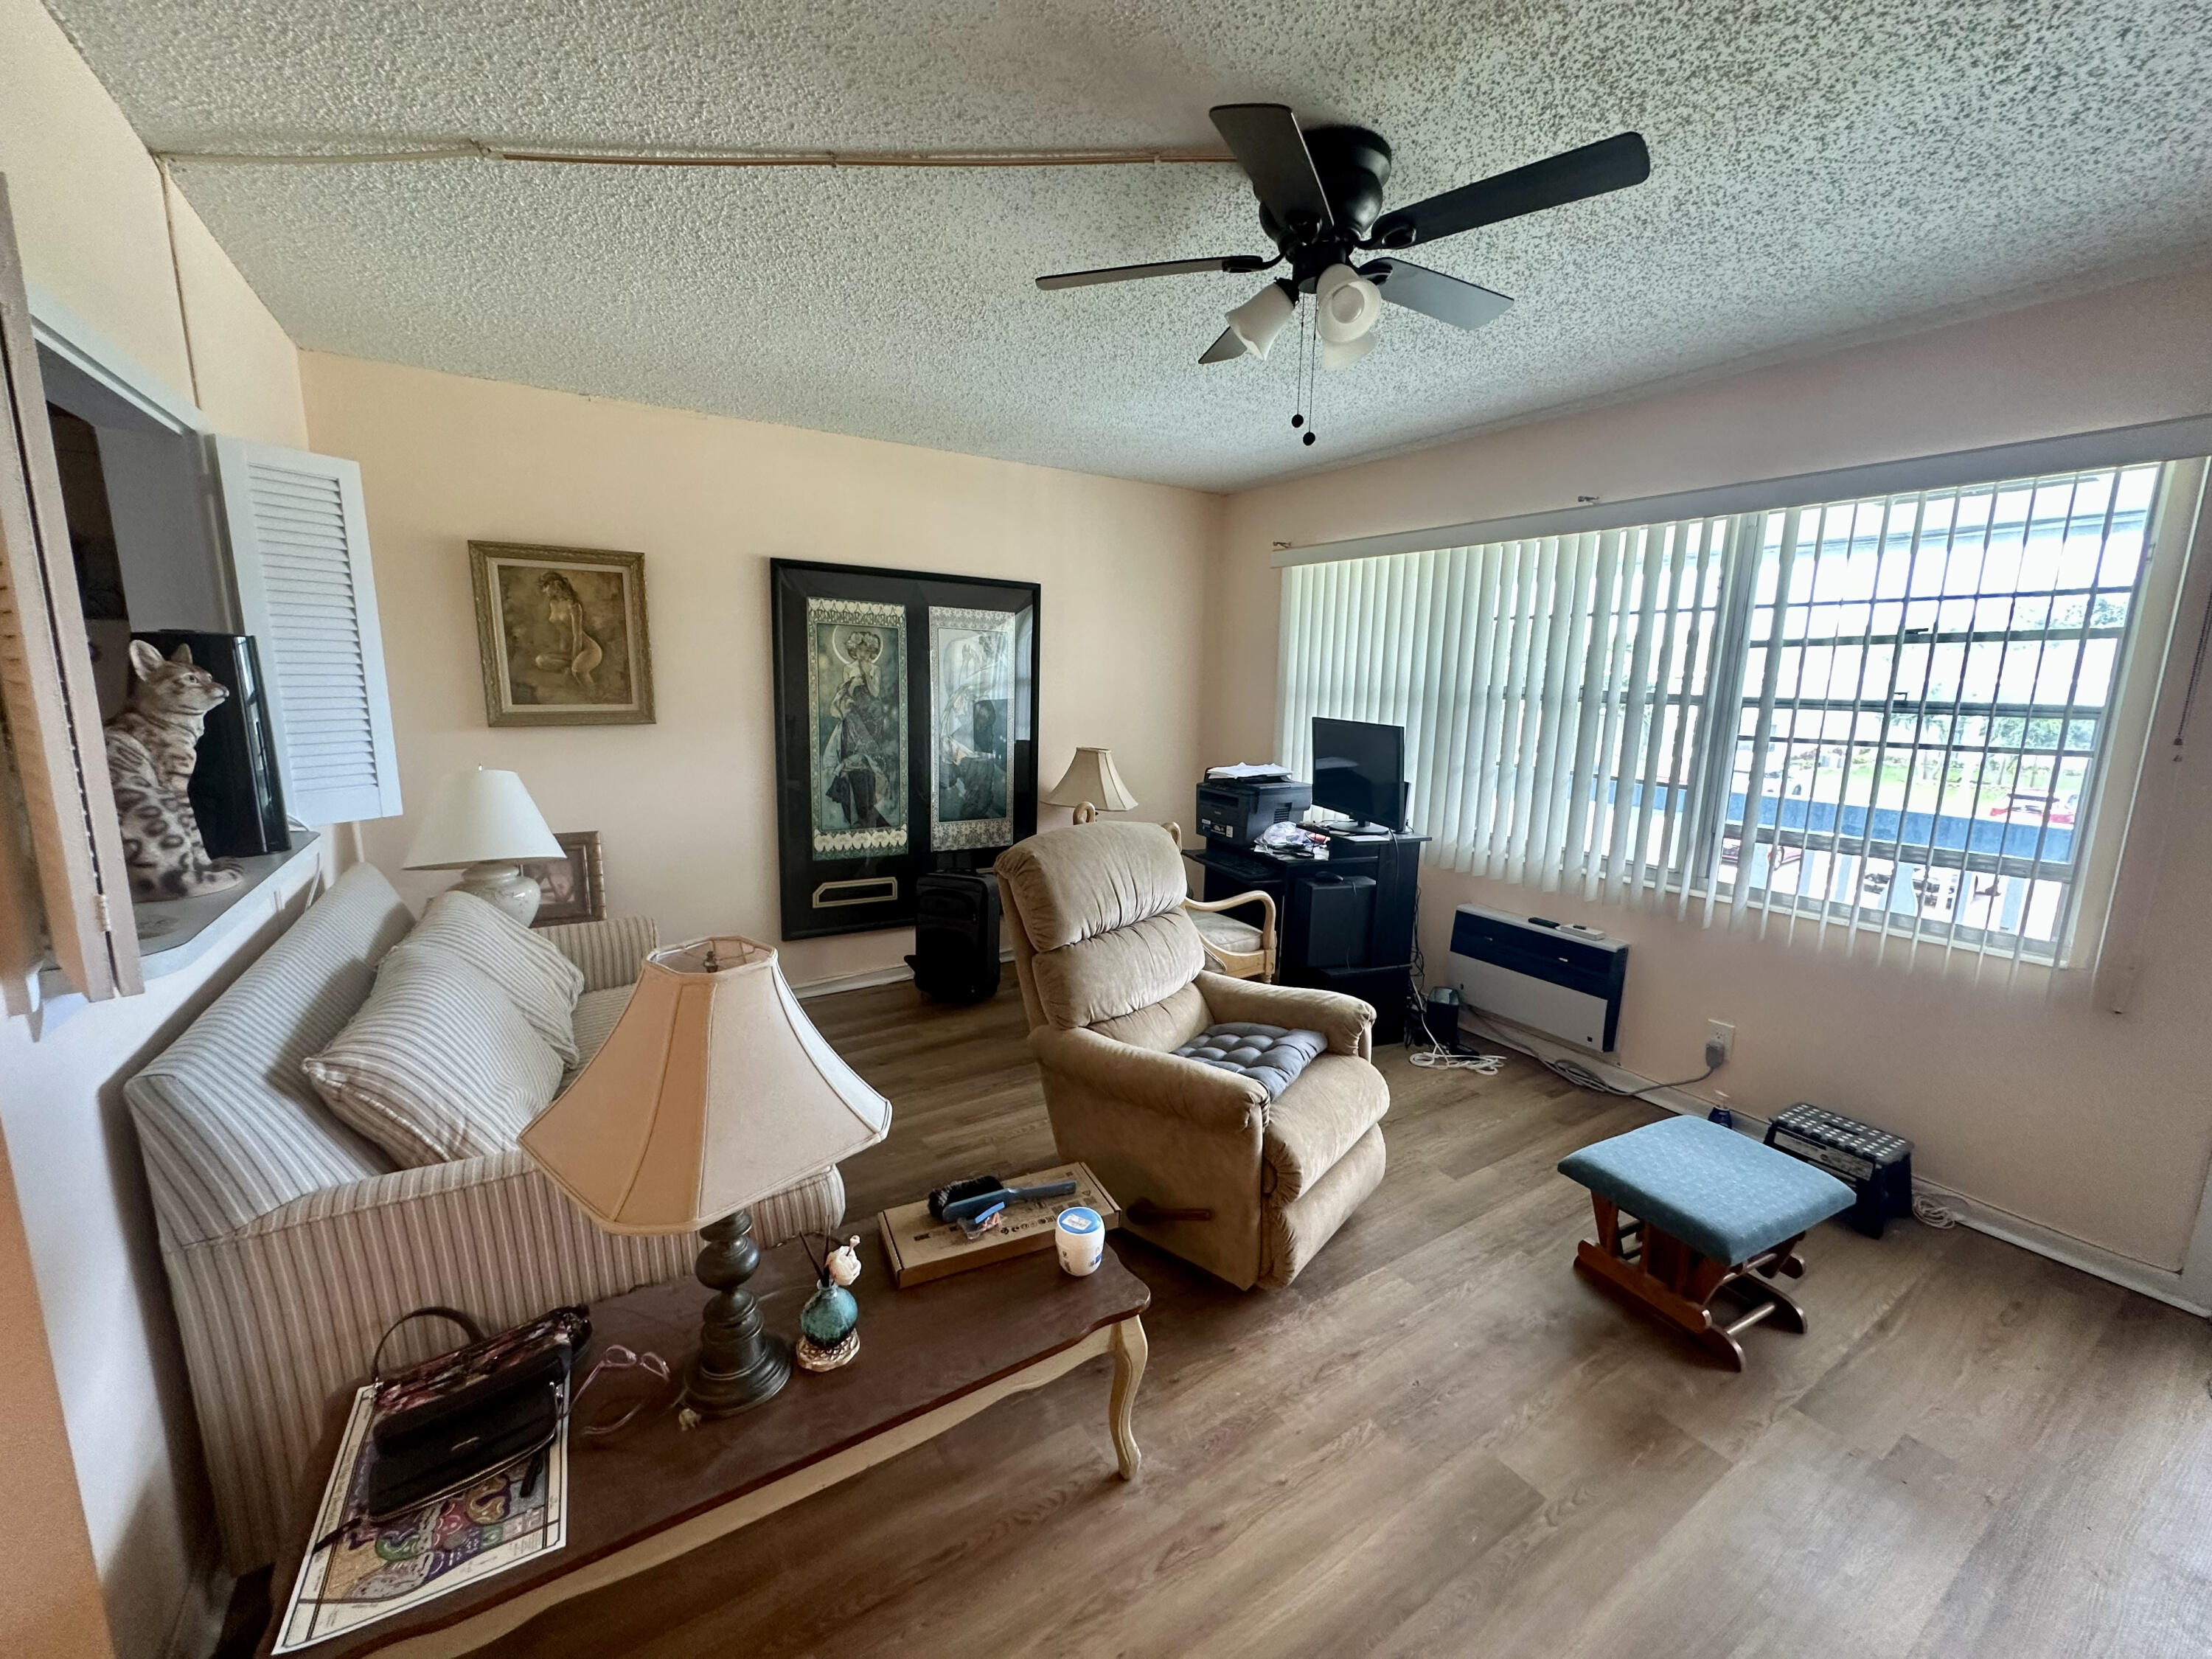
[{"x1": 573, "y1": 1344, "x2": 672, "y2": 1441}]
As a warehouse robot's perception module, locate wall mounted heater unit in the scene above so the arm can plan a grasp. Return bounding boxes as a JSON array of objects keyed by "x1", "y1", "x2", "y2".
[{"x1": 1447, "y1": 904, "x2": 1629, "y2": 1054}]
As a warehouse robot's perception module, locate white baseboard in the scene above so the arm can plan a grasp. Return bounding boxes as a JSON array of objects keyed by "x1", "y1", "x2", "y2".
[
  {"x1": 1458, "y1": 1012, "x2": 2209, "y2": 1319},
  {"x1": 793, "y1": 963, "x2": 915, "y2": 1000},
  {"x1": 791, "y1": 948, "x2": 1015, "y2": 1002}
]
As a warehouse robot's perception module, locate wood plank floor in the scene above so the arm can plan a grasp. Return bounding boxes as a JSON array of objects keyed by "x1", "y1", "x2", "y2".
[{"x1": 510, "y1": 981, "x2": 2212, "y2": 1659}]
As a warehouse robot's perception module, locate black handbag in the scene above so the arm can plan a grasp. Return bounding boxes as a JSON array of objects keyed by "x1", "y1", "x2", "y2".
[{"x1": 359, "y1": 1305, "x2": 590, "y2": 1522}]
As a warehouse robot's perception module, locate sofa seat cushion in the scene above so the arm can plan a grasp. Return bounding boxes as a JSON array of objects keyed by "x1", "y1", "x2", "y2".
[
  {"x1": 1175, "y1": 1023, "x2": 1325, "y2": 1100},
  {"x1": 304, "y1": 947, "x2": 565, "y2": 1168},
  {"x1": 1189, "y1": 910, "x2": 1265, "y2": 958},
  {"x1": 567, "y1": 985, "x2": 633, "y2": 1077},
  {"x1": 397, "y1": 891, "x2": 586, "y2": 1065},
  {"x1": 1262, "y1": 1054, "x2": 1390, "y2": 1203}
]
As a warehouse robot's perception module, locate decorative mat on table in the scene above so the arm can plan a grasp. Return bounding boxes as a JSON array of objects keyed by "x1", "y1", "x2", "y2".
[{"x1": 273, "y1": 1382, "x2": 568, "y2": 1652}]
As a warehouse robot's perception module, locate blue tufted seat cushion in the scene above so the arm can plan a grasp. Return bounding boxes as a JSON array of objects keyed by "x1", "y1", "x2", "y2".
[
  {"x1": 1173, "y1": 1022, "x2": 1326, "y2": 1101},
  {"x1": 1557, "y1": 1116, "x2": 1854, "y2": 1265}
]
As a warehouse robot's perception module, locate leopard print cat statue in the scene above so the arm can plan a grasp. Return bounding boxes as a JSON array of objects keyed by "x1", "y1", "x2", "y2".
[{"x1": 104, "y1": 640, "x2": 244, "y2": 901}]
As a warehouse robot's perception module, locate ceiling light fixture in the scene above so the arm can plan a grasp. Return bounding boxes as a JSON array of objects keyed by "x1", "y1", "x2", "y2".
[
  {"x1": 1320, "y1": 332, "x2": 1376, "y2": 371},
  {"x1": 1313, "y1": 262, "x2": 1382, "y2": 346},
  {"x1": 1225, "y1": 281, "x2": 1296, "y2": 358}
]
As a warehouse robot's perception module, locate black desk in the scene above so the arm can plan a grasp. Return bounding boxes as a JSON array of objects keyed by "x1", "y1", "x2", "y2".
[{"x1": 1183, "y1": 831, "x2": 1427, "y2": 1042}]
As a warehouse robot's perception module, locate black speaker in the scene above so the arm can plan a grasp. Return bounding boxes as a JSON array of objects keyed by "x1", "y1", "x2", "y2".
[
  {"x1": 906, "y1": 872, "x2": 1002, "y2": 1004},
  {"x1": 131, "y1": 630, "x2": 290, "y2": 858},
  {"x1": 1290, "y1": 874, "x2": 1374, "y2": 971}
]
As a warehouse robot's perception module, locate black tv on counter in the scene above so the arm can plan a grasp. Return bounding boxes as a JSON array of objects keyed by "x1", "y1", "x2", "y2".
[{"x1": 1311, "y1": 717, "x2": 1407, "y2": 832}]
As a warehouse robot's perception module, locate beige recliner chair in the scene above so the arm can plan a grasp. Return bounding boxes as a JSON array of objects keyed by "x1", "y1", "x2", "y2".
[{"x1": 996, "y1": 821, "x2": 1389, "y2": 1290}]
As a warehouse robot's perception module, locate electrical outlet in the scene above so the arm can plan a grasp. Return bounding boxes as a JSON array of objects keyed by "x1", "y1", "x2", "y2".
[{"x1": 1705, "y1": 1020, "x2": 1735, "y2": 1068}]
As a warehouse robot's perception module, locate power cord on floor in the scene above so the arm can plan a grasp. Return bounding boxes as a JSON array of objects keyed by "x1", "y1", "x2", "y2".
[
  {"x1": 1400, "y1": 935, "x2": 1507, "y2": 1075},
  {"x1": 1411, "y1": 1043, "x2": 1505, "y2": 1074},
  {"x1": 1538, "y1": 1053, "x2": 1719, "y2": 1104}
]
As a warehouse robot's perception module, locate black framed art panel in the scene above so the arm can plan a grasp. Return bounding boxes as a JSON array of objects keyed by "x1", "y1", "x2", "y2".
[{"x1": 771, "y1": 560, "x2": 1039, "y2": 939}]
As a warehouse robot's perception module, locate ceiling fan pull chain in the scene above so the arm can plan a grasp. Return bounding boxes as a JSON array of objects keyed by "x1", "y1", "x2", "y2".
[
  {"x1": 1292, "y1": 305, "x2": 1310, "y2": 445},
  {"x1": 1290, "y1": 302, "x2": 1307, "y2": 434}
]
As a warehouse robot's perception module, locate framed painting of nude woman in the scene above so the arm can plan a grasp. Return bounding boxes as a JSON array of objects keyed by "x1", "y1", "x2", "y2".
[
  {"x1": 771, "y1": 559, "x2": 1037, "y2": 940},
  {"x1": 468, "y1": 541, "x2": 655, "y2": 727}
]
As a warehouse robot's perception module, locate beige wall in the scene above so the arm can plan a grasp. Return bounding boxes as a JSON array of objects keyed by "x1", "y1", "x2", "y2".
[
  {"x1": 0, "y1": 0, "x2": 312, "y2": 1654},
  {"x1": 1213, "y1": 267, "x2": 2212, "y2": 1271},
  {"x1": 299, "y1": 352, "x2": 1219, "y2": 986},
  {"x1": 0, "y1": 1124, "x2": 114, "y2": 1659}
]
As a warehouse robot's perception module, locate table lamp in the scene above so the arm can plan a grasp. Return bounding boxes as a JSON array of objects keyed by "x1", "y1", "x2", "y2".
[
  {"x1": 1043, "y1": 746, "x2": 1138, "y2": 824},
  {"x1": 403, "y1": 766, "x2": 564, "y2": 925},
  {"x1": 520, "y1": 936, "x2": 891, "y2": 1419}
]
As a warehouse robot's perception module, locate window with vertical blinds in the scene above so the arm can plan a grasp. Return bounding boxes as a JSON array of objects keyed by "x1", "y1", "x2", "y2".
[{"x1": 1277, "y1": 461, "x2": 2177, "y2": 964}]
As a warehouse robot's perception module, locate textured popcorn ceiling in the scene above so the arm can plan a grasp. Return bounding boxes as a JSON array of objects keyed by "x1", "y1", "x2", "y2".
[{"x1": 40, "y1": 0, "x2": 2212, "y2": 490}]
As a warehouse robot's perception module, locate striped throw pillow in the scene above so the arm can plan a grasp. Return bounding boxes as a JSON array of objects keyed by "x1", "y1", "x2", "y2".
[
  {"x1": 302, "y1": 946, "x2": 563, "y2": 1168},
  {"x1": 397, "y1": 891, "x2": 585, "y2": 1065}
]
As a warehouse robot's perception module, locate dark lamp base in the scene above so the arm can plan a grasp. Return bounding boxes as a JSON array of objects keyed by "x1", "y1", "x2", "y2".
[{"x1": 676, "y1": 1208, "x2": 793, "y2": 1427}]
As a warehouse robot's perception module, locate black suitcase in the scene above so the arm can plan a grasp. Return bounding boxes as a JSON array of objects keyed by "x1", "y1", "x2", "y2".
[{"x1": 906, "y1": 872, "x2": 1002, "y2": 1004}]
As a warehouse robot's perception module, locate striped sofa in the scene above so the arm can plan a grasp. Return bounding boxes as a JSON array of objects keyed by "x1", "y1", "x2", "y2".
[{"x1": 125, "y1": 863, "x2": 844, "y2": 1573}]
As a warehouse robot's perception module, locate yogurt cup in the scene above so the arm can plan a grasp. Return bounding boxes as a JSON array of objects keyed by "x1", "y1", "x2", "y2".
[{"x1": 1054, "y1": 1206, "x2": 1105, "y2": 1276}]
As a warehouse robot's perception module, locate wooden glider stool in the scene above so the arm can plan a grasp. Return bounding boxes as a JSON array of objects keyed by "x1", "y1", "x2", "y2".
[{"x1": 1558, "y1": 1116, "x2": 1854, "y2": 1370}]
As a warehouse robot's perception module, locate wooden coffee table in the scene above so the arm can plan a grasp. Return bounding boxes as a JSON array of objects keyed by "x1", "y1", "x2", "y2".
[{"x1": 260, "y1": 1241, "x2": 1151, "y2": 1658}]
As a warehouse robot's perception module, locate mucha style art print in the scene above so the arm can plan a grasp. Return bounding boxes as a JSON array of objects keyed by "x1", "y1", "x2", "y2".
[
  {"x1": 929, "y1": 607, "x2": 1018, "y2": 851},
  {"x1": 771, "y1": 562, "x2": 1038, "y2": 940},
  {"x1": 807, "y1": 598, "x2": 910, "y2": 859}
]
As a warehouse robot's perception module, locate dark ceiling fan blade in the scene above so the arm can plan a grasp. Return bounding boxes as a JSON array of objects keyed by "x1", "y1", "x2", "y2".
[
  {"x1": 1368, "y1": 131, "x2": 1649, "y2": 249},
  {"x1": 1198, "y1": 327, "x2": 1246, "y2": 364},
  {"x1": 1208, "y1": 103, "x2": 1333, "y2": 230},
  {"x1": 1035, "y1": 254, "x2": 1270, "y2": 291},
  {"x1": 1360, "y1": 259, "x2": 1514, "y2": 331}
]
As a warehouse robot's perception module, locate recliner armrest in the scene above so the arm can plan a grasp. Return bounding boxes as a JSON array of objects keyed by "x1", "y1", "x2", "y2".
[
  {"x1": 1197, "y1": 972, "x2": 1375, "y2": 1060},
  {"x1": 1032, "y1": 1026, "x2": 1267, "y2": 1133}
]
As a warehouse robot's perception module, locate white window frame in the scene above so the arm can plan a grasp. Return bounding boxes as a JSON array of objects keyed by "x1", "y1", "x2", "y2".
[{"x1": 1276, "y1": 430, "x2": 2212, "y2": 973}]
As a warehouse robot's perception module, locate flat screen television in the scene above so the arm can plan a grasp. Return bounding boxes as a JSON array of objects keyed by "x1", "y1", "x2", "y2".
[{"x1": 1310, "y1": 717, "x2": 1406, "y2": 832}]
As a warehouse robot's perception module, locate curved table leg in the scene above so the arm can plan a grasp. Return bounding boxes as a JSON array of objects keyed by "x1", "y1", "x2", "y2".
[{"x1": 1109, "y1": 1315, "x2": 1147, "y2": 1480}]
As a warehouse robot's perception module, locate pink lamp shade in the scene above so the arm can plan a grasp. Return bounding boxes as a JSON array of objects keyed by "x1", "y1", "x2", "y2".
[{"x1": 521, "y1": 936, "x2": 890, "y2": 1235}]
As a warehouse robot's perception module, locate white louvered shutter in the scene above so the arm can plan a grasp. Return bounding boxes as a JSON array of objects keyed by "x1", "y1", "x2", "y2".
[{"x1": 213, "y1": 437, "x2": 402, "y2": 825}]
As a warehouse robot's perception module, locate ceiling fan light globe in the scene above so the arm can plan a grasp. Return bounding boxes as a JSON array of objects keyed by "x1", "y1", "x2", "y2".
[
  {"x1": 1321, "y1": 331, "x2": 1377, "y2": 371},
  {"x1": 1314, "y1": 264, "x2": 1382, "y2": 344},
  {"x1": 1225, "y1": 282, "x2": 1295, "y2": 359}
]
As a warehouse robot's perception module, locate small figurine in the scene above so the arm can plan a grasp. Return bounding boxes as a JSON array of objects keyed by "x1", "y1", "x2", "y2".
[{"x1": 796, "y1": 1234, "x2": 863, "y2": 1371}]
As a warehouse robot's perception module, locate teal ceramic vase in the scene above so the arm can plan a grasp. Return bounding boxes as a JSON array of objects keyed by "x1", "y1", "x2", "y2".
[
  {"x1": 801, "y1": 1281, "x2": 858, "y2": 1349},
  {"x1": 796, "y1": 1237, "x2": 863, "y2": 1371}
]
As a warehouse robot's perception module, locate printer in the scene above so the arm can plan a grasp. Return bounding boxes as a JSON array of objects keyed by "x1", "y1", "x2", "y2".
[{"x1": 1196, "y1": 774, "x2": 1312, "y2": 846}]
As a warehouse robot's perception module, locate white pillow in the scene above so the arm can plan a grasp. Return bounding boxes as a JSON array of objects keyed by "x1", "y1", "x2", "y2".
[
  {"x1": 303, "y1": 947, "x2": 563, "y2": 1168},
  {"x1": 396, "y1": 890, "x2": 585, "y2": 1065}
]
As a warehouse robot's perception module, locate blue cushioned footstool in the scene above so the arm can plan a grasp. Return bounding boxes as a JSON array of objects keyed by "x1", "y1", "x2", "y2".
[{"x1": 1557, "y1": 1116, "x2": 1854, "y2": 1369}]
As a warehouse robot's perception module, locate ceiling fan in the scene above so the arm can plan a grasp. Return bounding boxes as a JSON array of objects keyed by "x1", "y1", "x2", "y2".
[{"x1": 1036, "y1": 105, "x2": 1650, "y2": 372}]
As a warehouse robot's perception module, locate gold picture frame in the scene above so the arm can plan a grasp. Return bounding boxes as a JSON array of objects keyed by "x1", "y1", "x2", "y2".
[
  {"x1": 469, "y1": 541, "x2": 654, "y2": 726},
  {"x1": 524, "y1": 830, "x2": 605, "y2": 927}
]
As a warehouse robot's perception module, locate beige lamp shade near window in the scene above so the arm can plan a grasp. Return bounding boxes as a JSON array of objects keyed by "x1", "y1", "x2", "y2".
[
  {"x1": 403, "y1": 767, "x2": 563, "y2": 869},
  {"x1": 520, "y1": 936, "x2": 891, "y2": 1234},
  {"x1": 1043, "y1": 747, "x2": 1138, "y2": 813}
]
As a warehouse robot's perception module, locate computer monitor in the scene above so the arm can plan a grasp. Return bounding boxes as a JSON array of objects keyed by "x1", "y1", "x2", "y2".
[{"x1": 1310, "y1": 717, "x2": 1406, "y2": 832}]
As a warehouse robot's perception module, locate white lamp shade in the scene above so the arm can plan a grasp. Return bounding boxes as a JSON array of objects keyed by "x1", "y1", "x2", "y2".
[
  {"x1": 1225, "y1": 282, "x2": 1295, "y2": 359},
  {"x1": 403, "y1": 767, "x2": 563, "y2": 869},
  {"x1": 1043, "y1": 746, "x2": 1138, "y2": 813},
  {"x1": 521, "y1": 936, "x2": 891, "y2": 1234},
  {"x1": 1321, "y1": 331, "x2": 1377, "y2": 371},
  {"x1": 1314, "y1": 264, "x2": 1382, "y2": 344}
]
